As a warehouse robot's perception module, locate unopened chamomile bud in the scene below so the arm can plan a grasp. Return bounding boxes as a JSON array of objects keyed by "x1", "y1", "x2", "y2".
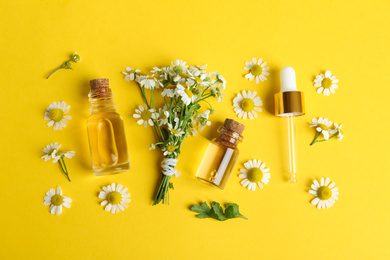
[{"x1": 72, "y1": 52, "x2": 82, "y2": 63}]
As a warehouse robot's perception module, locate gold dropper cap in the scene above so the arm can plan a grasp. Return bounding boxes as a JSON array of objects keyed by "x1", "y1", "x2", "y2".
[
  {"x1": 274, "y1": 91, "x2": 305, "y2": 117},
  {"x1": 274, "y1": 67, "x2": 305, "y2": 117}
]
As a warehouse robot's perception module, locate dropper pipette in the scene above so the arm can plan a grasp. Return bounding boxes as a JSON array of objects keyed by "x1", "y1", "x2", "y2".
[{"x1": 274, "y1": 66, "x2": 305, "y2": 183}]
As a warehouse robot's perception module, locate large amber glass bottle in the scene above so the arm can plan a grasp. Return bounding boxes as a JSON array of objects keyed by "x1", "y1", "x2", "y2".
[
  {"x1": 87, "y1": 78, "x2": 130, "y2": 176},
  {"x1": 195, "y1": 119, "x2": 245, "y2": 189}
]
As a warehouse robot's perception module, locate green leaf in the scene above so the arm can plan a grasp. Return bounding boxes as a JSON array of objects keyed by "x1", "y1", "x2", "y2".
[
  {"x1": 191, "y1": 202, "x2": 211, "y2": 217},
  {"x1": 168, "y1": 182, "x2": 174, "y2": 190},
  {"x1": 190, "y1": 201, "x2": 247, "y2": 221},
  {"x1": 210, "y1": 202, "x2": 228, "y2": 221},
  {"x1": 225, "y1": 203, "x2": 248, "y2": 220}
]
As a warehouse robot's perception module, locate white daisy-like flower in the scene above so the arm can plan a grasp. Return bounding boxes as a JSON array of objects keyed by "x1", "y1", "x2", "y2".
[
  {"x1": 99, "y1": 183, "x2": 131, "y2": 214},
  {"x1": 44, "y1": 101, "x2": 72, "y2": 130},
  {"x1": 162, "y1": 142, "x2": 179, "y2": 157},
  {"x1": 41, "y1": 142, "x2": 62, "y2": 162},
  {"x1": 214, "y1": 74, "x2": 226, "y2": 91},
  {"x1": 244, "y1": 58, "x2": 269, "y2": 84},
  {"x1": 190, "y1": 117, "x2": 200, "y2": 136},
  {"x1": 41, "y1": 143, "x2": 75, "y2": 181},
  {"x1": 239, "y1": 159, "x2": 271, "y2": 191},
  {"x1": 168, "y1": 117, "x2": 185, "y2": 137},
  {"x1": 198, "y1": 110, "x2": 212, "y2": 131},
  {"x1": 161, "y1": 84, "x2": 177, "y2": 98},
  {"x1": 233, "y1": 90, "x2": 262, "y2": 120},
  {"x1": 333, "y1": 123, "x2": 344, "y2": 141},
  {"x1": 177, "y1": 83, "x2": 197, "y2": 105},
  {"x1": 133, "y1": 104, "x2": 158, "y2": 127},
  {"x1": 41, "y1": 143, "x2": 75, "y2": 163},
  {"x1": 158, "y1": 108, "x2": 170, "y2": 126},
  {"x1": 122, "y1": 67, "x2": 140, "y2": 81},
  {"x1": 309, "y1": 117, "x2": 333, "y2": 140},
  {"x1": 170, "y1": 59, "x2": 189, "y2": 75},
  {"x1": 309, "y1": 177, "x2": 339, "y2": 209},
  {"x1": 137, "y1": 75, "x2": 158, "y2": 89},
  {"x1": 43, "y1": 186, "x2": 72, "y2": 215},
  {"x1": 314, "y1": 70, "x2": 339, "y2": 96}
]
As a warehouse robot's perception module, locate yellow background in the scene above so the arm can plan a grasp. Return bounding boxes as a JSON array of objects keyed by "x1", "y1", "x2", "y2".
[{"x1": 1, "y1": 0, "x2": 389, "y2": 259}]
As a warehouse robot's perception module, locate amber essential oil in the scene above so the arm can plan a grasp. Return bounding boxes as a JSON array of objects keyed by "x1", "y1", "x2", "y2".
[
  {"x1": 87, "y1": 78, "x2": 130, "y2": 176},
  {"x1": 195, "y1": 119, "x2": 245, "y2": 189}
]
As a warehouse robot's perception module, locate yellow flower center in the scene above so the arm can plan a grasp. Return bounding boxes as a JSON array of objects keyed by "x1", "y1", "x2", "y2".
[
  {"x1": 49, "y1": 109, "x2": 64, "y2": 122},
  {"x1": 141, "y1": 110, "x2": 152, "y2": 121},
  {"x1": 171, "y1": 129, "x2": 180, "y2": 135},
  {"x1": 107, "y1": 191, "x2": 122, "y2": 205},
  {"x1": 184, "y1": 88, "x2": 193, "y2": 98},
  {"x1": 318, "y1": 123, "x2": 328, "y2": 131},
  {"x1": 51, "y1": 194, "x2": 64, "y2": 206},
  {"x1": 250, "y1": 64, "x2": 263, "y2": 76},
  {"x1": 166, "y1": 144, "x2": 176, "y2": 153},
  {"x1": 179, "y1": 72, "x2": 190, "y2": 78},
  {"x1": 247, "y1": 168, "x2": 263, "y2": 183},
  {"x1": 317, "y1": 186, "x2": 332, "y2": 200},
  {"x1": 322, "y1": 78, "x2": 332, "y2": 89},
  {"x1": 166, "y1": 84, "x2": 176, "y2": 89},
  {"x1": 241, "y1": 98, "x2": 255, "y2": 112},
  {"x1": 194, "y1": 76, "x2": 202, "y2": 82}
]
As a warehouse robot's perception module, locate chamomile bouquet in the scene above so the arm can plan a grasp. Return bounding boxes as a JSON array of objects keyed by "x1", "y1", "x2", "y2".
[{"x1": 123, "y1": 60, "x2": 225, "y2": 205}]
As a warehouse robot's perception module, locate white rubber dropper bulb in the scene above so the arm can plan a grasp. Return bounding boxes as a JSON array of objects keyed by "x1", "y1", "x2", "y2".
[{"x1": 280, "y1": 66, "x2": 297, "y2": 92}]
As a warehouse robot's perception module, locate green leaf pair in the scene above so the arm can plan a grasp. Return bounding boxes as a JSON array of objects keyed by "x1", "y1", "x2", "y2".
[{"x1": 191, "y1": 201, "x2": 248, "y2": 221}]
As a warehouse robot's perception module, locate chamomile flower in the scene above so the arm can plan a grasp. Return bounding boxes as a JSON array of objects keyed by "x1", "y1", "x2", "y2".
[
  {"x1": 133, "y1": 104, "x2": 158, "y2": 127},
  {"x1": 309, "y1": 177, "x2": 339, "y2": 209},
  {"x1": 137, "y1": 75, "x2": 158, "y2": 89},
  {"x1": 333, "y1": 123, "x2": 344, "y2": 141},
  {"x1": 239, "y1": 159, "x2": 271, "y2": 191},
  {"x1": 314, "y1": 70, "x2": 339, "y2": 96},
  {"x1": 43, "y1": 186, "x2": 72, "y2": 215},
  {"x1": 122, "y1": 67, "x2": 140, "y2": 81},
  {"x1": 168, "y1": 118, "x2": 185, "y2": 137},
  {"x1": 170, "y1": 59, "x2": 189, "y2": 75},
  {"x1": 162, "y1": 84, "x2": 177, "y2": 98},
  {"x1": 309, "y1": 117, "x2": 332, "y2": 140},
  {"x1": 233, "y1": 90, "x2": 262, "y2": 120},
  {"x1": 198, "y1": 110, "x2": 212, "y2": 131},
  {"x1": 99, "y1": 183, "x2": 131, "y2": 214},
  {"x1": 41, "y1": 142, "x2": 62, "y2": 162},
  {"x1": 41, "y1": 143, "x2": 75, "y2": 181},
  {"x1": 158, "y1": 108, "x2": 170, "y2": 126},
  {"x1": 244, "y1": 58, "x2": 269, "y2": 84},
  {"x1": 177, "y1": 83, "x2": 197, "y2": 105},
  {"x1": 162, "y1": 142, "x2": 179, "y2": 157},
  {"x1": 44, "y1": 101, "x2": 72, "y2": 130}
]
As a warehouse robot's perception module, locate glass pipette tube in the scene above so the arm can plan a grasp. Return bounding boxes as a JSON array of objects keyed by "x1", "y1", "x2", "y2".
[{"x1": 287, "y1": 115, "x2": 297, "y2": 182}]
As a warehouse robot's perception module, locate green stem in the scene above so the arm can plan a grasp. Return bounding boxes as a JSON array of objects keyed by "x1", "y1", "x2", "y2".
[
  {"x1": 310, "y1": 132, "x2": 321, "y2": 146},
  {"x1": 315, "y1": 132, "x2": 338, "y2": 143},
  {"x1": 58, "y1": 156, "x2": 71, "y2": 182},
  {"x1": 151, "y1": 88, "x2": 165, "y2": 141},
  {"x1": 46, "y1": 65, "x2": 63, "y2": 79}
]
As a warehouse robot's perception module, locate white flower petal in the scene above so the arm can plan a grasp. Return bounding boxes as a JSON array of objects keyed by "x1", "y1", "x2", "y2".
[{"x1": 311, "y1": 197, "x2": 320, "y2": 205}]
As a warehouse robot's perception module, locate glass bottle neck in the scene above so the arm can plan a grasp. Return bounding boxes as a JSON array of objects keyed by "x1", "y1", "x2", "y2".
[
  {"x1": 215, "y1": 127, "x2": 243, "y2": 149},
  {"x1": 89, "y1": 92, "x2": 117, "y2": 114}
]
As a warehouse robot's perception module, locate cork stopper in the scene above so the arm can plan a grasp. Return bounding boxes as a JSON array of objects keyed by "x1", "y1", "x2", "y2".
[
  {"x1": 224, "y1": 118, "x2": 245, "y2": 135},
  {"x1": 90, "y1": 78, "x2": 112, "y2": 98}
]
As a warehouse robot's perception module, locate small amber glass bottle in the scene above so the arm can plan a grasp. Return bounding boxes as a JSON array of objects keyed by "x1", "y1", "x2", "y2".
[
  {"x1": 195, "y1": 119, "x2": 245, "y2": 189},
  {"x1": 87, "y1": 78, "x2": 130, "y2": 176}
]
